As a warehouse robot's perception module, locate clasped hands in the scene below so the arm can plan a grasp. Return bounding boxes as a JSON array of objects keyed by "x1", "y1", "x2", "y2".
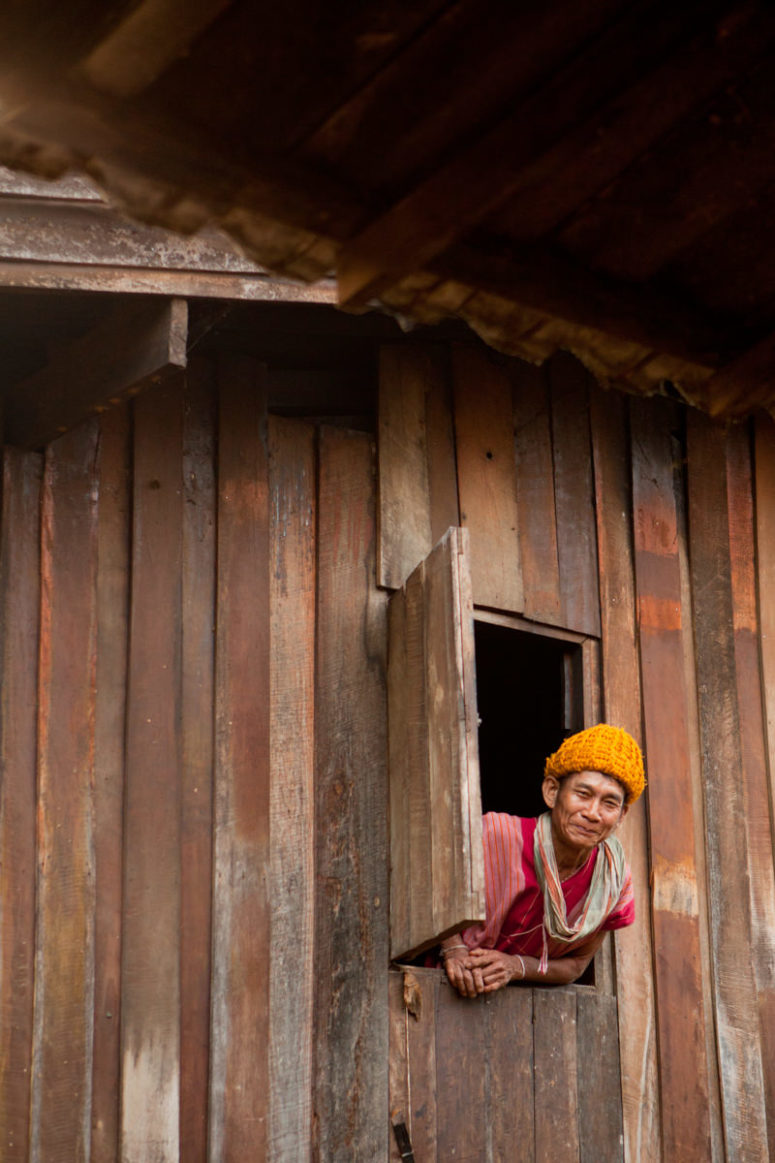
[{"x1": 442, "y1": 946, "x2": 524, "y2": 998}]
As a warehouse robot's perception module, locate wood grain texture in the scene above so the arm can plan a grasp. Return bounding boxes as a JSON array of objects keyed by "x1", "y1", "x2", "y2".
[
  {"x1": 32, "y1": 421, "x2": 99, "y2": 1162},
  {"x1": 388, "y1": 527, "x2": 484, "y2": 959},
  {"x1": 452, "y1": 344, "x2": 522, "y2": 613},
  {"x1": 512, "y1": 359, "x2": 561, "y2": 624},
  {"x1": 91, "y1": 407, "x2": 130, "y2": 1163},
  {"x1": 589, "y1": 384, "x2": 660, "y2": 1163},
  {"x1": 577, "y1": 992, "x2": 624, "y2": 1163},
  {"x1": 388, "y1": 968, "x2": 438, "y2": 1163},
  {"x1": 0, "y1": 449, "x2": 42, "y2": 1162},
  {"x1": 435, "y1": 983, "x2": 489, "y2": 1162},
  {"x1": 209, "y1": 356, "x2": 271, "y2": 1161},
  {"x1": 180, "y1": 361, "x2": 216, "y2": 1163},
  {"x1": 755, "y1": 414, "x2": 775, "y2": 901},
  {"x1": 487, "y1": 984, "x2": 534, "y2": 1161},
  {"x1": 733, "y1": 422, "x2": 775, "y2": 1149},
  {"x1": 121, "y1": 383, "x2": 183, "y2": 1162},
  {"x1": 268, "y1": 415, "x2": 316, "y2": 1162},
  {"x1": 630, "y1": 397, "x2": 714, "y2": 1162},
  {"x1": 313, "y1": 426, "x2": 389, "y2": 1161},
  {"x1": 533, "y1": 989, "x2": 579, "y2": 1161},
  {"x1": 686, "y1": 410, "x2": 769, "y2": 1160},
  {"x1": 549, "y1": 353, "x2": 601, "y2": 637},
  {"x1": 378, "y1": 343, "x2": 458, "y2": 589}
]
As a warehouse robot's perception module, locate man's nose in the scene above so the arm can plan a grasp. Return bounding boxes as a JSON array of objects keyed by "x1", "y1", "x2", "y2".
[{"x1": 583, "y1": 800, "x2": 602, "y2": 820}]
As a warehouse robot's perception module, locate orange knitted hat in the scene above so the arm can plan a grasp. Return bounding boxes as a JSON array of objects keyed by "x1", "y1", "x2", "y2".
[{"x1": 544, "y1": 724, "x2": 646, "y2": 804}]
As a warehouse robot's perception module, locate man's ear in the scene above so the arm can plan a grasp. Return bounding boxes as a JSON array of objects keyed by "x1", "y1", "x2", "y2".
[
  {"x1": 618, "y1": 802, "x2": 630, "y2": 824},
  {"x1": 542, "y1": 775, "x2": 560, "y2": 810}
]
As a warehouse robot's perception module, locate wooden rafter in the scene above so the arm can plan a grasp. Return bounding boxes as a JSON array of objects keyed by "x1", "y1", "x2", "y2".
[{"x1": 5, "y1": 297, "x2": 188, "y2": 448}]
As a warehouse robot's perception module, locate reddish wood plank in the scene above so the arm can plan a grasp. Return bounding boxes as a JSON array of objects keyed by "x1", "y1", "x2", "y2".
[
  {"x1": 589, "y1": 384, "x2": 660, "y2": 1162},
  {"x1": 435, "y1": 982, "x2": 489, "y2": 1162},
  {"x1": 120, "y1": 383, "x2": 183, "y2": 1161},
  {"x1": 577, "y1": 992, "x2": 624, "y2": 1162},
  {"x1": 452, "y1": 344, "x2": 523, "y2": 613},
  {"x1": 630, "y1": 397, "x2": 713, "y2": 1161},
  {"x1": 512, "y1": 359, "x2": 561, "y2": 624},
  {"x1": 686, "y1": 410, "x2": 769, "y2": 1159},
  {"x1": 0, "y1": 449, "x2": 42, "y2": 1161},
  {"x1": 533, "y1": 989, "x2": 579, "y2": 1161},
  {"x1": 91, "y1": 407, "x2": 130, "y2": 1163},
  {"x1": 268, "y1": 414, "x2": 316, "y2": 1162},
  {"x1": 180, "y1": 360, "x2": 216, "y2": 1163},
  {"x1": 32, "y1": 421, "x2": 99, "y2": 1162},
  {"x1": 209, "y1": 356, "x2": 270, "y2": 1161},
  {"x1": 313, "y1": 426, "x2": 389, "y2": 1161},
  {"x1": 424, "y1": 349, "x2": 459, "y2": 547},
  {"x1": 755, "y1": 415, "x2": 775, "y2": 900},
  {"x1": 487, "y1": 985, "x2": 534, "y2": 1161},
  {"x1": 727, "y1": 421, "x2": 775, "y2": 1152},
  {"x1": 549, "y1": 353, "x2": 601, "y2": 636}
]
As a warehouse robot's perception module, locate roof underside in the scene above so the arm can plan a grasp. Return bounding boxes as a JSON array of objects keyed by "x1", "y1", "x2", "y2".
[{"x1": 1, "y1": 0, "x2": 774, "y2": 416}]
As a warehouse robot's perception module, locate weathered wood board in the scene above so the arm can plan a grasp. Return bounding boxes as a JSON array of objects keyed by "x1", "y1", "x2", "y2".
[
  {"x1": 0, "y1": 449, "x2": 42, "y2": 1162},
  {"x1": 209, "y1": 356, "x2": 271, "y2": 1161},
  {"x1": 313, "y1": 426, "x2": 389, "y2": 1160},
  {"x1": 388, "y1": 526, "x2": 485, "y2": 959},
  {"x1": 32, "y1": 422, "x2": 99, "y2": 1162},
  {"x1": 630, "y1": 397, "x2": 714, "y2": 1162},
  {"x1": 121, "y1": 384, "x2": 183, "y2": 1162}
]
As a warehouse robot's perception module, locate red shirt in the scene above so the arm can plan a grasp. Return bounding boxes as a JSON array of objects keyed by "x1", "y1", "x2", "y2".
[{"x1": 462, "y1": 813, "x2": 635, "y2": 960}]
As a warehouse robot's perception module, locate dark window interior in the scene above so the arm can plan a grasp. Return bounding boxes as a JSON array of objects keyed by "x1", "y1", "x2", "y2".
[{"x1": 474, "y1": 619, "x2": 584, "y2": 819}]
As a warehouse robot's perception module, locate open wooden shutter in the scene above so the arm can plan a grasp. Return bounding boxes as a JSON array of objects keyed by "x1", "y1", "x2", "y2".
[{"x1": 388, "y1": 526, "x2": 485, "y2": 961}]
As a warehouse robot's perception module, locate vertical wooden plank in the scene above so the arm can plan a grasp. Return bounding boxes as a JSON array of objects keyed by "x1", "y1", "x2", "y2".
[
  {"x1": 378, "y1": 343, "x2": 458, "y2": 590},
  {"x1": 687, "y1": 411, "x2": 769, "y2": 1159},
  {"x1": 32, "y1": 421, "x2": 99, "y2": 1162},
  {"x1": 452, "y1": 344, "x2": 523, "y2": 613},
  {"x1": 754, "y1": 416, "x2": 775, "y2": 939},
  {"x1": 268, "y1": 414, "x2": 316, "y2": 1162},
  {"x1": 314, "y1": 426, "x2": 389, "y2": 1160},
  {"x1": 435, "y1": 984, "x2": 490, "y2": 1162},
  {"x1": 378, "y1": 345, "x2": 432, "y2": 589},
  {"x1": 590, "y1": 385, "x2": 660, "y2": 1163},
  {"x1": 426, "y1": 527, "x2": 484, "y2": 943},
  {"x1": 548, "y1": 353, "x2": 601, "y2": 637},
  {"x1": 577, "y1": 992, "x2": 624, "y2": 1163},
  {"x1": 487, "y1": 986, "x2": 534, "y2": 1162},
  {"x1": 120, "y1": 383, "x2": 183, "y2": 1163},
  {"x1": 209, "y1": 357, "x2": 270, "y2": 1161},
  {"x1": 91, "y1": 407, "x2": 130, "y2": 1163},
  {"x1": 730, "y1": 422, "x2": 775, "y2": 1148},
  {"x1": 630, "y1": 397, "x2": 714, "y2": 1162},
  {"x1": 388, "y1": 527, "x2": 484, "y2": 960},
  {"x1": 533, "y1": 989, "x2": 579, "y2": 1161},
  {"x1": 0, "y1": 449, "x2": 42, "y2": 1162},
  {"x1": 512, "y1": 360, "x2": 561, "y2": 624},
  {"x1": 180, "y1": 362, "x2": 216, "y2": 1163},
  {"x1": 388, "y1": 968, "x2": 438, "y2": 1163}
]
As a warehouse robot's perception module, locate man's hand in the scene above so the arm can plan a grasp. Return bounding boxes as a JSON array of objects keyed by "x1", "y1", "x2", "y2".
[
  {"x1": 442, "y1": 945, "x2": 482, "y2": 998},
  {"x1": 466, "y1": 947, "x2": 522, "y2": 993}
]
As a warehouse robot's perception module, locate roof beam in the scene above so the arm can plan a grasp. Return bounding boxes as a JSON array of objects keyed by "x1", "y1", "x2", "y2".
[
  {"x1": 81, "y1": 0, "x2": 235, "y2": 99},
  {"x1": 5, "y1": 297, "x2": 188, "y2": 448},
  {"x1": 429, "y1": 243, "x2": 723, "y2": 371},
  {"x1": 335, "y1": 0, "x2": 732, "y2": 308}
]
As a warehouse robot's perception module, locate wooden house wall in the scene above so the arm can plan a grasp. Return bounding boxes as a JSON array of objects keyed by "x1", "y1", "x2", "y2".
[
  {"x1": 378, "y1": 343, "x2": 775, "y2": 1163},
  {"x1": 1, "y1": 320, "x2": 775, "y2": 1161},
  {"x1": 0, "y1": 355, "x2": 389, "y2": 1162}
]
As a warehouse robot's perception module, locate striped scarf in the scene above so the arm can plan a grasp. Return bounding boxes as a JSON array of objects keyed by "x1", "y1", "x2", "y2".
[{"x1": 533, "y1": 811, "x2": 627, "y2": 973}]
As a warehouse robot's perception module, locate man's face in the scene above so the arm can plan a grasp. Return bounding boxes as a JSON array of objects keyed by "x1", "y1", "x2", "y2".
[{"x1": 542, "y1": 770, "x2": 628, "y2": 853}]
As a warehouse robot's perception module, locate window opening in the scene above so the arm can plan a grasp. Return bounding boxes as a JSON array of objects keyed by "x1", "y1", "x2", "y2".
[{"x1": 474, "y1": 618, "x2": 585, "y2": 819}]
